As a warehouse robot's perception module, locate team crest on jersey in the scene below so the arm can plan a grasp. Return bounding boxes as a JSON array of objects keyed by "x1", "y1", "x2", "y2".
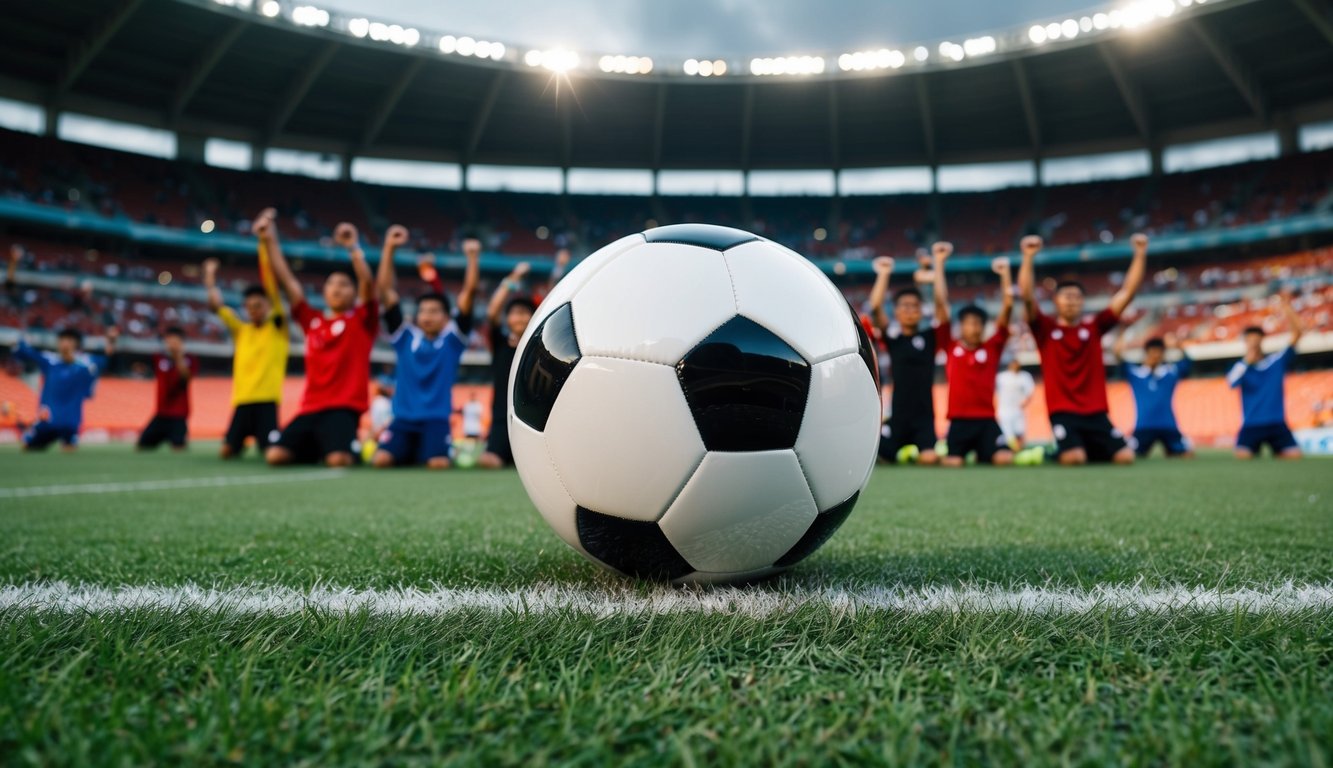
[
  {"x1": 331, "y1": 319, "x2": 346, "y2": 336},
  {"x1": 1051, "y1": 329, "x2": 1064, "y2": 340},
  {"x1": 1078, "y1": 327, "x2": 1090, "y2": 341},
  {"x1": 311, "y1": 317, "x2": 322, "y2": 329},
  {"x1": 976, "y1": 349, "x2": 988, "y2": 363},
  {"x1": 912, "y1": 335, "x2": 925, "y2": 351},
  {"x1": 953, "y1": 346, "x2": 964, "y2": 357},
  {"x1": 158, "y1": 358, "x2": 170, "y2": 371}
]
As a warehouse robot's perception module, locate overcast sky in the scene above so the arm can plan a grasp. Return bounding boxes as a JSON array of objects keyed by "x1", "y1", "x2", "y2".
[{"x1": 320, "y1": 0, "x2": 1103, "y2": 57}]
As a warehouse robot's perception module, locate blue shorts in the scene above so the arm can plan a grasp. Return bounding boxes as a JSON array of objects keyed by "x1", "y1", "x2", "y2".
[
  {"x1": 1235, "y1": 423, "x2": 1298, "y2": 455},
  {"x1": 24, "y1": 423, "x2": 79, "y2": 450},
  {"x1": 378, "y1": 418, "x2": 454, "y2": 465},
  {"x1": 1131, "y1": 427, "x2": 1190, "y2": 457}
]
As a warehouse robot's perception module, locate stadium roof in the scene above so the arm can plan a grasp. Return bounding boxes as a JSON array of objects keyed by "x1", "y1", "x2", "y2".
[{"x1": 1, "y1": 0, "x2": 1331, "y2": 171}]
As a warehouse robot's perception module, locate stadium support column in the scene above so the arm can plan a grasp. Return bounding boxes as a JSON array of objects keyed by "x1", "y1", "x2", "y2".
[
  {"x1": 1150, "y1": 143, "x2": 1164, "y2": 178},
  {"x1": 43, "y1": 104, "x2": 58, "y2": 138},
  {"x1": 740, "y1": 84, "x2": 755, "y2": 225},
  {"x1": 339, "y1": 154, "x2": 352, "y2": 182},
  {"x1": 1276, "y1": 117, "x2": 1299, "y2": 157},
  {"x1": 828, "y1": 84, "x2": 842, "y2": 234},
  {"x1": 177, "y1": 133, "x2": 207, "y2": 165}
]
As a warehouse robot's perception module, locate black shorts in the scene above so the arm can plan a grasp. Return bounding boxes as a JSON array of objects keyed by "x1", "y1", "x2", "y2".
[
  {"x1": 879, "y1": 413, "x2": 937, "y2": 461},
  {"x1": 225, "y1": 402, "x2": 280, "y2": 455},
  {"x1": 946, "y1": 418, "x2": 1010, "y2": 463},
  {"x1": 1235, "y1": 423, "x2": 1298, "y2": 455},
  {"x1": 23, "y1": 423, "x2": 78, "y2": 450},
  {"x1": 137, "y1": 416, "x2": 187, "y2": 449},
  {"x1": 1132, "y1": 427, "x2": 1190, "y2": 457},
  {"x1": 275, "y1": 408, "x2": 360, "y2": 464},
  {"x1": 485, "y1": 416, "x2": 514, "y2": 466},
  {"x1": 1050, "y1": 411, "x2": 1129, "y2": 462}
]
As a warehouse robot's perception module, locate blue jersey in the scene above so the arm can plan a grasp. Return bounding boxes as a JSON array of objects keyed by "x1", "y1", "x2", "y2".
[
  {"x1": 14, "y1": 340, "x2": 106, "y2": 429},
  {"x1": 1227, "y1": 346, "x2": 1294, "y2": 428},
  {"x1": 385, "y1": 305, "x2": 470, "y2": 422},
  {"x1": 1122, "y1": 356, "x2": 1190, "y2": 431}
]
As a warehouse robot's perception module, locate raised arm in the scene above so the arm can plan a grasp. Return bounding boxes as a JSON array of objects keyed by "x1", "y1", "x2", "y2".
[
  {"x1": 992, "y1": 256, "x2": 1014, "y2": 328},
  {"x1": 548, "y1": 248, "x2": 571, "y2": 292},
  {"x1": 1278, "y1": 292, "x2": 1304, "y2": 348},
  {"x1": 103, "y1": 326, "x2": 119, "y2": 360},
  {"x1": 1108, "y1": 233, "x2": 1149, "y2": 317},
  {"x1": 5, "y1": 244, "x2": 19, "y2": 286},
  {"x1": 202, "y1": 258, "x2": 224, "y2": 312},
  {"x1": 868, "y1": 255, "x2": 894, "y2": 332},
  {"x1": 458, "y1": 237, "x2": 481, "y2": 317},
  {"x1": 377, "y1": 224, "x2": 409, "y2": 310},
  {"x1": 1018, "y1": 235, "x2": 1042, "y2": 322},
  {"x1": 334, "y1": 223, "x2": 374, "y2": 306},
  {"x1": 256, "y1": 210, "x2": 304, "y2": 307},
  {"x1": 486, "y1": 261, "x2": 530, "y2": 326},
  {"x1": 257, "y1": 240, "x2": 283, "y2": 318},
  {"x1": 931, "y1": 241, "x2": 952, "y2": 324},
  {"x1": 1111, "y1": 332, "x2": 1128, "y2": 362}
]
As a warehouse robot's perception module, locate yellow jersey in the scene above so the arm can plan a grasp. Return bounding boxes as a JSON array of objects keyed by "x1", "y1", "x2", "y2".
[{"x1": 219, "y1": 307, "x2": 290, "y2": 405}]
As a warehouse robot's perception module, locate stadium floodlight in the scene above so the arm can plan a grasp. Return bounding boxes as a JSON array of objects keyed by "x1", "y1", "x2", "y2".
[
  {"x1": 913, "y1": 46, "x2": 928, "y2": 62},
  {"x1": 1029, "y1": 25, "x2": 1048, "y2": 44},
  {"x1": 962, "y1": 36, "x2": 996, "y2": 57},
  {"x1": 838, "y1": 48, "x2": 906, "y2": 71},
  {"x1": 292, "y1": 5, "x2": 330, "y2": 27},
  {"x1": 526, "y1": 49, "x2": 579, "y2": 73},
  {"x1": 260, "y1": 1, "x2": 280, "y2": 18},
  {"x1": 600, "y1": 54, "x2": 656, "y2": 75},
  {"x1": 1045, "y1": 22, "x2": 1063, "y2": 40},
  {"x1": 212, "y1": 0, "x2": 253, "y2": 8},
  {"x1": 938, "y1": 42, "x2": 964, "y2": 62},
  {"x1": 1080, "y1": 16, "x2": 1094, "y2": 32},
  {"x1": 439, "y1": 35, "x2": 456, "y2": 53},
  {"x1": 348, "y1": 17, "x2": 369, "y2": 37},
  {"x1": 1061, "y1": 19, "x2": 1079, "y2": 38},
  {"x1": 1093, "y1": 13, "x2": 1110, "y2": 29},
  {"x1": 749, "y1": 56, "x2": 823, "y2": 76},
  {"x1": 457, "y1": 36, "x2": 476, "y2": 56}
]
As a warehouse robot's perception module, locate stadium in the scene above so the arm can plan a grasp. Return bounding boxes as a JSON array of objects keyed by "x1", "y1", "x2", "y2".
[{"x1": 1, "y1": 0, "x2": 1331, "y2": 762}]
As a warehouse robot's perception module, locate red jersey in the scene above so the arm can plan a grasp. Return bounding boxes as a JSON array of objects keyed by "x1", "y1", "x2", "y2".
[
  {"x1": 1030, "y1": 308, "x2": 1119, "y2": 416},
  {"x1": 293, "y1": 300, "x2": 378, "y2": 414},
  {"x1": 153, "y1": 353, "x2": 198, "y2": 418},
  {"x1": 939, "y1": 323, "x2": 1009, "y2": 420}
]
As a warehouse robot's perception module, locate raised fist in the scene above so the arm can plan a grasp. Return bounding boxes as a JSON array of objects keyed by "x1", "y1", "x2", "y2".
[
  {"x1": 1130, "y1": 233, "x2": 1148, "y2": 250},
  {"x1": 1164, "y1": 333, "x2": 1180, "y2": 350},
  {"x1": 202, "y1": 257, "x2": 220, "y2": 277},
  {"x1": 555, "y1": 248, "x2": 571, "y2": 267},
  {"x1": 991, "y1": 257, "x2": 1011, "y2": 276},
  {"x1": 104, "y1": 326, "x2": 120, "y2": 342},
  {"x1": 462, "y1": 238, "x2": 482, "y2": 258},
  {"x1": 872, "y1": 256, "x2": 895, "y2": 276},
  {"x1": 932, "y1": 241, "x2": 953, "y2": 261},
  {"x1": 334, "y1": 223, "x2": 359, "y2": 248},
  {"x1": 253, "y1": 208, "x2": 276, "y2": 236},
  {"x1": 511, "y1": 261, "x2": 531, "y2": 280},
  {"x1": 1020, "y1": 235, "x2": 1043, "y2": 254},
  {"x1": 384, "y1": 225, "x2": 409, "y2": 247},
  {"x1": 8, "y1": 244, "x2": 21, "y2": 262}
]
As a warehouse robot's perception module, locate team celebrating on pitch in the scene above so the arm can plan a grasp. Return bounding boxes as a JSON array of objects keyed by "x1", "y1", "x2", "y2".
[{"x1": 8, "y1": 211, "x2": 1306, "y2": 465}]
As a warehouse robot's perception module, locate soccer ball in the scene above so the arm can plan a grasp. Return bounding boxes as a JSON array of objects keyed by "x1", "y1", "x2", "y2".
[{"x1": 508, "y1": 224, "x2": 881, "y2": 584}]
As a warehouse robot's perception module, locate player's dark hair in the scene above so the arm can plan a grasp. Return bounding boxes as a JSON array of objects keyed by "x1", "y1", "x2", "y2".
[
  {"x1": 1144, "y1": 337, "x2": 1166, "y2": 351},
  {"x1": 1242, "y1": 325, "x2": 1264, "y2": 337},
  {"x1": 57, "y1": 328, "x2": 83, "y2": 345},
  {"x1": 506, "y1": 296, "x2": 536, "y2": 315},
  {"x1": 958, "y1": 304, "x2": 988, "y2": 323},
  {"x1": 416, "y1": 292, "x2": 451, "y2": 315},
  {"x1": 325, "y1": 267, "x2": 356, "y2": 285},
  {"x1": 162, "y1": 326, "x2": 185, "y2": 339},
  {"x1": 1055, "y1": 280, "x2": 1086, "y2": 295},
  {"x1": 893, "y1": 287, "x2": 922, "y2": 304},
  {"x1": 242, "y1": 285, "x2": 269, "y2": 300}
]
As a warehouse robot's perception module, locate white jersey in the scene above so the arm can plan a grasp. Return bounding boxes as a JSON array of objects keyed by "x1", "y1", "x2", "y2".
[
  {"x1": 995, "y1": 370, "x2": 1035, "y2": 415},
  {"x1": 369, "y1": 395, "x2": 394, "y2": 434},
  {"x1": 462, "y1": 400, "x2": 484, "y2": 436}
]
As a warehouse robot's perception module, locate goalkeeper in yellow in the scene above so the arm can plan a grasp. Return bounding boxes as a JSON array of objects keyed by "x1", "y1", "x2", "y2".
[{"x1": 203, "y1": 207, "x2": 291, "y2": 459}]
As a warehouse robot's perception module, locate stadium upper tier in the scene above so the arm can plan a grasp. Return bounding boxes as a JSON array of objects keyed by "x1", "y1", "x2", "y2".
[
  {"x1": 2, "y1": 130, "x2": 1332, "y2": 267},
  {"x1": 1, "y1": 0, "x2": 1331, "y2": 170}
]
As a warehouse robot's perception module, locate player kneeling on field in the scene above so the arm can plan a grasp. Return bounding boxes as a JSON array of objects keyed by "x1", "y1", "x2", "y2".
[
  {"x1": 1018, "y1": 234, "x2": 1149, "y2": 465},
  {"x1": 265, "y1": 223, "x2": 377, "y2": 467},
  {"x1": 939, "y1": 256, "x2": 1016, "y2": 467},
  {"x1": 1228, "y1": 293, "x2": 1304, "y2": 460},
  {"x1": 1113, "y1": 333, "x2": 1193, "y2": 458},
  {"x1": 370, "y1": 225, "x2": 480, "y2": 469},
  {"x1": 136, "y1": 327, "x2": 197, "y2": 451}
]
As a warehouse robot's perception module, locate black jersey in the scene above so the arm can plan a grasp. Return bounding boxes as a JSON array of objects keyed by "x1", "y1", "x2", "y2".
[
  {"x1": 884, "y1": 325, "x2": 938, "y2": 421},
  {"x1": 489, "y1": 322, "x2": 518, "y2": 422}
]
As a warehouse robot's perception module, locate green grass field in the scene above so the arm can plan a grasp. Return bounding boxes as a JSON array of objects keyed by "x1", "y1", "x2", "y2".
[{"x1": 2, "y1": 446, "x2": 1331, "y2": 765}]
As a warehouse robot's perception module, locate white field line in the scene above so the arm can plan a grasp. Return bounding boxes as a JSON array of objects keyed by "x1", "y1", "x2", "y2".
[
  {"x1": 0, "y1": 470, "x2": 346, "y2": 499},
  {"x1": 2, "y1": 582, "x2": 1331, "y2": 618}
]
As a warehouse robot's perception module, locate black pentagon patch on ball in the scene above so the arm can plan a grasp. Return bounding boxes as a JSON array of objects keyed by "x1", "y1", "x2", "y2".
[
  {"x1": 513, "y1": 302, "x2": 580, "y2": 432},
  {"x1": 774, "y1": 491, "x2": 859, "y2": 568},
  {"x1": 642, "y1": 223, "x2": 760, "y2": 252},
  {"x1": 575, "y1": 507, "x2": 693, "y2": 581},
  {"x1": 676, "y1": 316, "x2": 811, "y2": 451},
  {"x1": 848, "y1": 301, "x2": 881, "y2": 391}
]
